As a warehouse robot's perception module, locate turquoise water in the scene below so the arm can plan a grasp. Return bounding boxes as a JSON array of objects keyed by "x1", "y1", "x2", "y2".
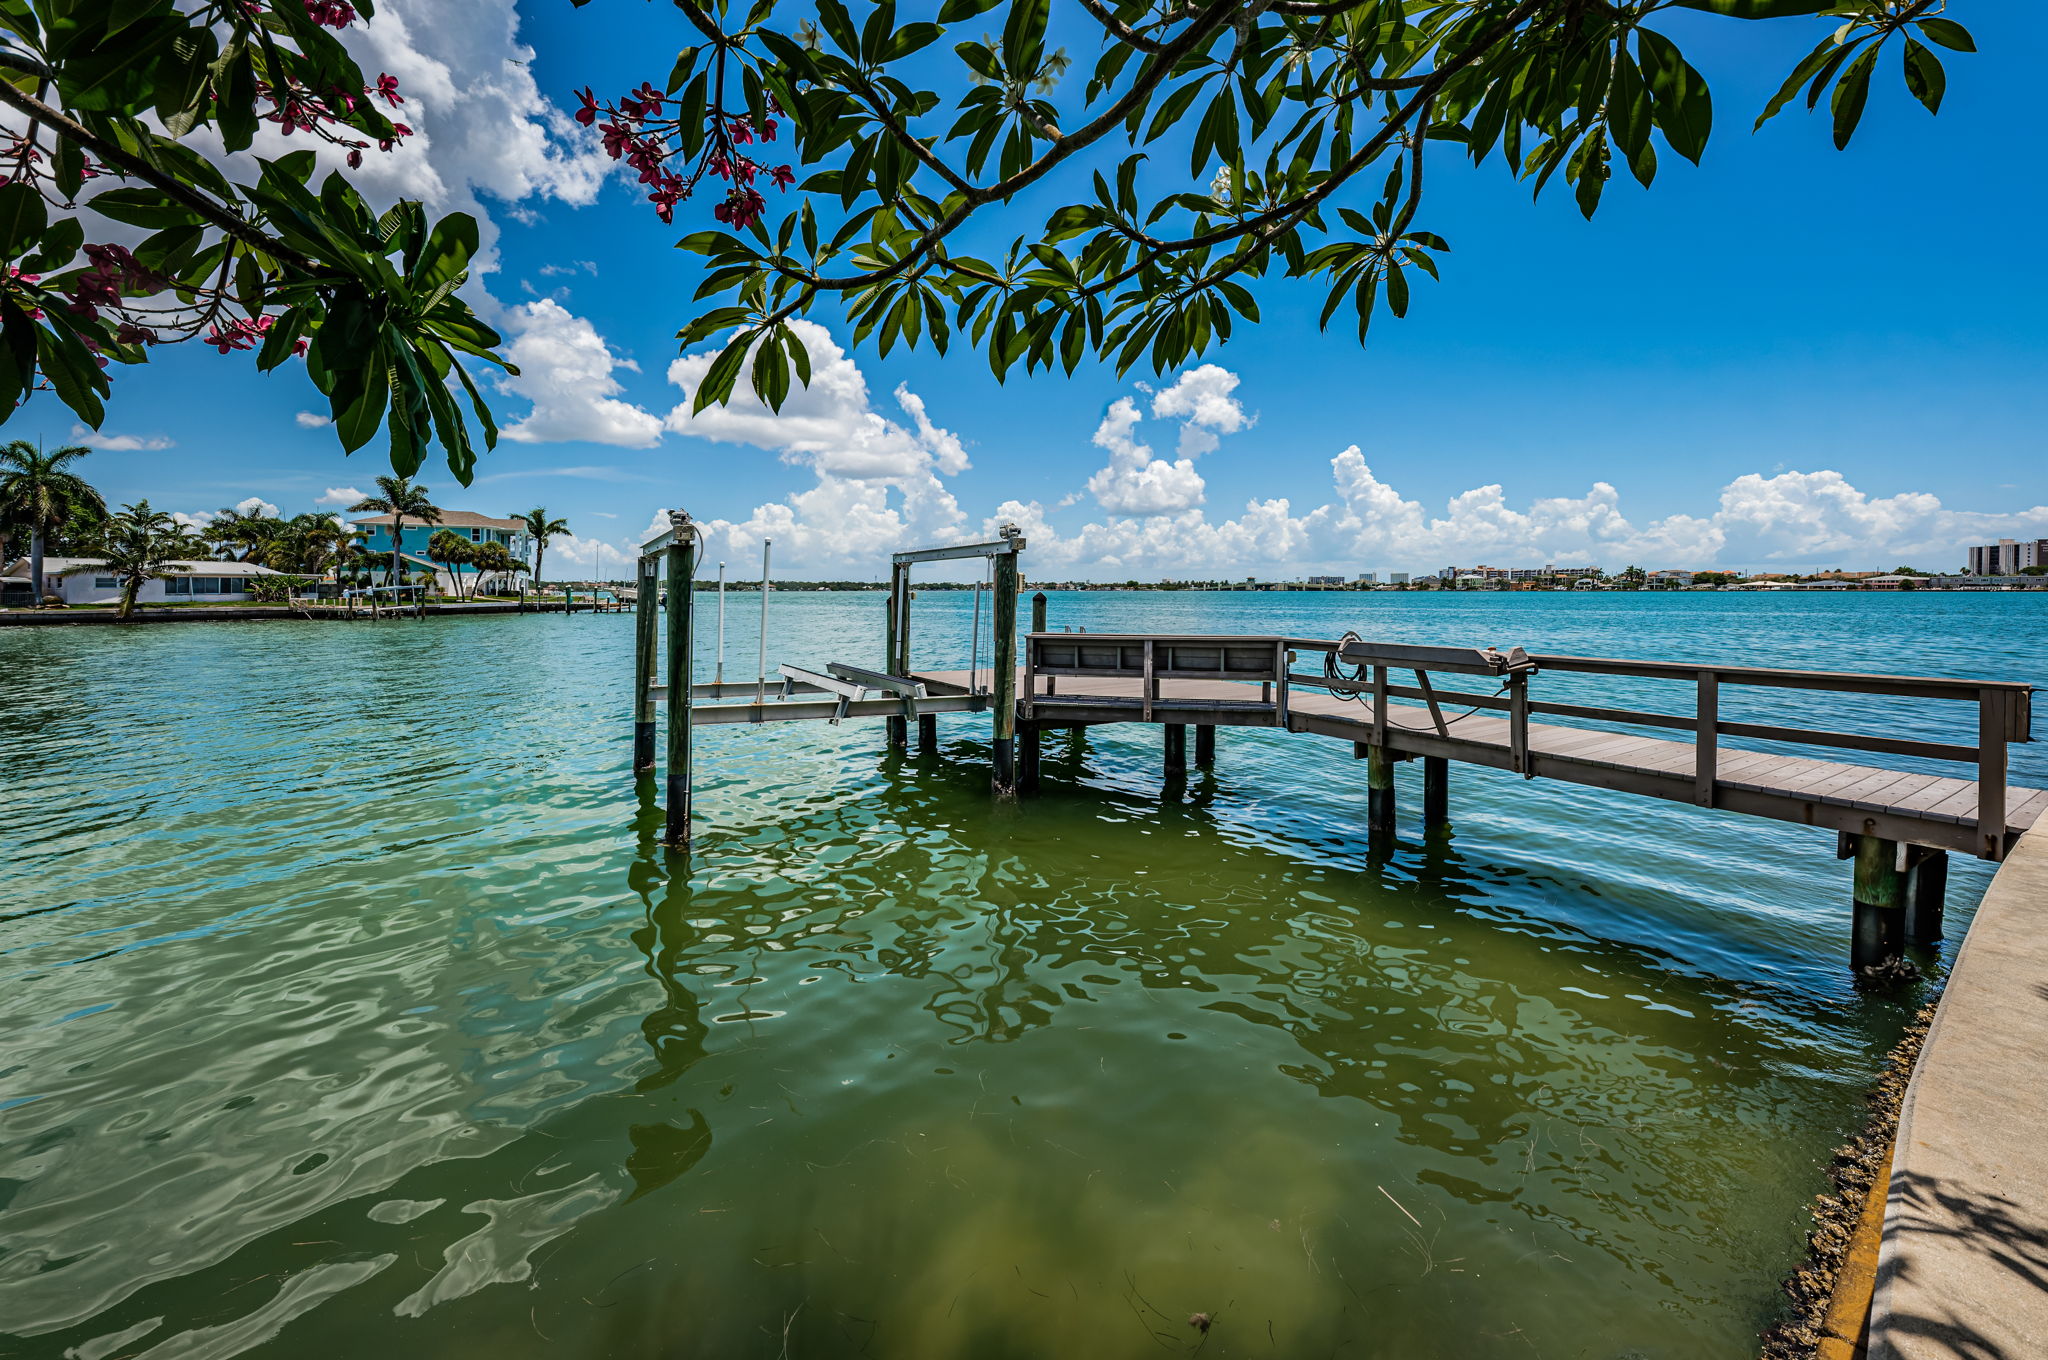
[{"x1": 1, "y1": 591, "x2": 2041, "y2": 1359}]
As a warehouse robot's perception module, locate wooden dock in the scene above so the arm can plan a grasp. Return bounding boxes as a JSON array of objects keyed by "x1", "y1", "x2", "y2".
[
  {"x1": 629, "y1": 521, "x2": 2039, "y2": 971},
  {"x1": 911, "y1": 654, "x2": 2044, "y2": 865}
]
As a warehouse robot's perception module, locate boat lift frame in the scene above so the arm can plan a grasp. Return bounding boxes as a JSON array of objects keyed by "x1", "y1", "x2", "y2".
[
  {"x1": 884, "y1": 525, "x2": 1026, "y2": 789},
  {"x1": 634, "y1": 511, "x2": 1029, "y2": 849}
]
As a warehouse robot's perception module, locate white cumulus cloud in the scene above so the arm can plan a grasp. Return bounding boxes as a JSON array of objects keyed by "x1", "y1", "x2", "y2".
[
  {"x1": 1149, "y1": 363, "x2": 1249, "y2": 457},
  {"x1": 70, "y1": 424, "x2": 173, "y2": 452},
  {"x1": 295, "y1": 412, "x2": 332, "y2": 429},
  {"x1": 1011, "y1": 431, "x2": 2044, "y2": 580},
  {"x1": 172, "y1": 495, "x2": 281, "y2": 531},
  {"x1": 316, "y1": 487, "x2": 366, "y2": 507},
  {"x1": 546, "y1": 533, "x2": 640, "y2": 578},
  {"x1": 664, "y1": 321, "x2": 970, "y2": 564},
  {"x1": 497, "y1": 299, "x2": 664, "y2": 447},
  {"x1": 1085, "y1": 396, "x2": 1206, "y2": 515}
]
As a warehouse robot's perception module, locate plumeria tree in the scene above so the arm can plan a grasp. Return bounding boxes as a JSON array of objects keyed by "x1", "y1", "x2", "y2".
[
  {"x1": 0, "y1": 0, "x2": 508, "y2": 480},
  {"x1": 0, "y1": 0, "x2": 1985, "y2": 478},
  {"x1": 568, "y1": 0, "x2": 1981, "y2": 412}
]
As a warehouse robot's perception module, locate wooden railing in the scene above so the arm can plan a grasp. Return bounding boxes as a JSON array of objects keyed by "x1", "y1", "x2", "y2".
[
  {"x1": 1026, "y1": 633, "x2": 1292, "y2": 724},
  {"x1": 1025, "y1": 631, "x2": 2033, "y2": 858},
  {"x1": 1289, "y1": 638, "x2": 2033, "y2": 859}
]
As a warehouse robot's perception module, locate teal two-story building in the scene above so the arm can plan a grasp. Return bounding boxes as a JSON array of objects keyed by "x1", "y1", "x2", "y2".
[{"x1": 351, "y1": 510, "x2": 531, "y2": 590}]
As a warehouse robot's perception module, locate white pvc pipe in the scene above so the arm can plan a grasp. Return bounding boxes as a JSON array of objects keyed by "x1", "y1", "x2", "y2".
[
  {"x1": 756, "y1": 538, "x2": 772, "y2": 705},
  {"x1": 969, "y1": 580, "x2": 984, "y2": 694},
  {"x1": 716, "y1": 561, "x2": 726, "y2": 685}
]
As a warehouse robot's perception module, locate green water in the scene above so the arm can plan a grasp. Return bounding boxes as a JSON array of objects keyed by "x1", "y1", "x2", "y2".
[{"x1": 3, "y1": 592, "x2": 2042, "y2": 1359}]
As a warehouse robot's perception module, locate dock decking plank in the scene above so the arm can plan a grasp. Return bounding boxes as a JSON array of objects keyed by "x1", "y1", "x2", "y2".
[{"x1": 911, "y1": 668, "x2": 2044, "y2": 845}]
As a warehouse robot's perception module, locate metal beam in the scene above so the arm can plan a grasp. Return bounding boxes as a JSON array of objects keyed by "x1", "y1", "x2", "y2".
[
  {"x1": 690, "y1": 694, "x2": 985, "y2": 726},
  {"x1": 890, "y1": 536, "x2": 1028, "y2": 565},
  {"x1": 664, "y1": 679, "x2": 829, "y2": 702},
  {"x1": 824, "y1": 662, "x2": 927, "y2": 697},
  {"x1": 778, "y1": 663, "x2": 869, "y2": 702}
]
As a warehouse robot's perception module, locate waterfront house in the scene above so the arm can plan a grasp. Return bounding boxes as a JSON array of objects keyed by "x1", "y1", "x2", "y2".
[
  {"x1": 2, "y1": 556, "x2": 289, "y2": 606},
  {"x1": 350, "y1": 510, "x2": 531, "y2": 596},
  {"x1": 351, "y1": 510, "x2": 528, "y2": 563}
]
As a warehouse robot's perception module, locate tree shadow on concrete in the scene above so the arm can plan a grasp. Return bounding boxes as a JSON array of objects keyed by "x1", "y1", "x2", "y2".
[{"x1": 1875, "y1": 1168, "x2": 2048, "y2": 1359}]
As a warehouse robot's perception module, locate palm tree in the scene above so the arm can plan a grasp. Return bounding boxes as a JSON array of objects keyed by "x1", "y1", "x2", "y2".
[
  {"x1": 84, "y1": 500, "x2": 192, "y2": 619},
  {"x1": 427, "y1": 527, "x2": 475, "y2": 599},
  {"x1": 254, "y1": 514, "x2": 335, "y2": 575},
  {"x1": 0, "y1": 440, "x2": 105, "y2": 605},
  {"x1": 203, "y1": 506, "x2": 286, "y2": 562},
  {"x1": 318, "y1": 518, "x2": 365, "y2": 594},
  {"x1": 349, "y1": 475, "x2": 441, "y2": 586},
  {"x1": 470, "y1": 540, "x2": 526, "y2": 597},
  {"x1": 517, "y1": 506, "x2": 570, "y2": 585}
]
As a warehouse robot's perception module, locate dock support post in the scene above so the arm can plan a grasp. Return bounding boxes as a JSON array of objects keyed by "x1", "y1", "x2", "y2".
[
  {"x1": 990, "y1": 543, "x2": 1020, "y2": 796},
  {"x1": 1850, "y1": 834, "x2": 1905, "y2": 969},
  {"x1": 1423, "y1": 756, "x2": 1449, "y2": 833},
  {"x1": 1020, "y1": 722, "x2": 1041, "y2": 793},
  {"x1": 632, "y1": 553, "x2": 658, "y2": 773},
  {"x1": 1367, "y1": 745, "x2": 1396, "y2": 840},
  {"x1": 885, "y1": 563, "x2": 908, "y2": 749},
  {"x1": 918, "y1": 712, "x2": 938, "y2": 753},
  {"x1": 1164, "y1": 723, "x2": 1187, "y2": 780},
  {"x1": 663, "y1": 520, "x2": 697, "y2": 850},
  {"x1": 1031, "y1": 590, "x2": 1047, "y2": 634},
  {"x1": 1195, "y1": 724, "x2": 1215, "y2": 767},
  {"x1": 1905, "y1": 849, "x2": 1948, "y2": 946}
]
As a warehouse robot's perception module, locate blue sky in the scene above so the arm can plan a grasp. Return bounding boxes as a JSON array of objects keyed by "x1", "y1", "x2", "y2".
[{"x1": 28, "y1": 2, "x2": 2047, "y2": 579}]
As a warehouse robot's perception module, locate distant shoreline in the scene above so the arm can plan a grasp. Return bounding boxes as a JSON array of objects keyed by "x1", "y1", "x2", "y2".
[{"x1": 5, "y1": 584, "x2": 2041, "y2": 626}]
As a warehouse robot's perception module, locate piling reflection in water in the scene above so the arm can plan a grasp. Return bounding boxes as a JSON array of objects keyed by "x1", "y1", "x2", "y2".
[{"x1": 1, "y1": 599, "x2": 2015, "y2": 1359}]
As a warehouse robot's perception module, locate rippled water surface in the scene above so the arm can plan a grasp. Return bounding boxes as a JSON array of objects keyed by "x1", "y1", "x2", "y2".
[{"x1": 3, "y1": 591, "x2": 2043, "y2": 1359}]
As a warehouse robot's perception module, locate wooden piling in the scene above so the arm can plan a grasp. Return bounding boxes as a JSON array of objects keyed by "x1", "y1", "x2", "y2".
[
  {"x1": 1195, "y1": 724, "x2": 1215, "y2": 767},
  {"x1": 1163, "y1": 723, "x2": 1187, "y2": 779},
  {"x1": 990, "y1": 548, "x2": 1020, "y2": 795},
  {"x1": 1423, "y1": 756, "x2": 1450, "y2": 832},
  {"x1": 886, "y1": 563, "x2": 908, "y2": 749},
  {"x1": 1031, "y1": 590, "x2": 1047, "y2": 634},
  {"x1": 1020, "y1": 721, "x2": 1042, "y2": 793},
  {"x1": 1851, "y1": 834, "x2": 1905, "y2": 969},
  {"x1": 632, "y1": 553, "x2": 658, "y2": 773},
  {"x1": 918, "y1": 712, "x2": 938, "y2": 753},
  {"x1": 663, "y1": 532, "x2": 696, "y2": 849},
  {"x1": 1905, "y1": 849, "x2": 1948, "y2": 946},
  {"x1": 1367, "y1": 744, "x2": 1396, "y2": 839}
]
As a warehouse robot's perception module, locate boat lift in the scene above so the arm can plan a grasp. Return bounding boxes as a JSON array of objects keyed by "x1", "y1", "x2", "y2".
[{"x1": 633, "y1": 510, "x2": 1028, "y2": 849}]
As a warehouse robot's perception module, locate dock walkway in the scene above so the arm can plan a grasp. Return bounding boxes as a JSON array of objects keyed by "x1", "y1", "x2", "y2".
[{"x1": 911, "y1": 668, "x2": 2048, "y2": 861}]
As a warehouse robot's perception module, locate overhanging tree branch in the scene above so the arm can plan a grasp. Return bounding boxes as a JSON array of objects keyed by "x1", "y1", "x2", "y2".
[{"x1": 0, "y1": 79, "x2": 320, "y2": 274}]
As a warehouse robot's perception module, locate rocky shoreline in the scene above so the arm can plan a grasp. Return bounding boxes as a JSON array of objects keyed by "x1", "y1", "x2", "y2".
[{"x1": 1760, "y1": 997, "x2": 1940, "y2": 1359}]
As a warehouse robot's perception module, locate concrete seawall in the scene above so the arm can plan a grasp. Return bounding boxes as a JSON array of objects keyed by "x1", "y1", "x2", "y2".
[
  {"x1": 0, "y1": 600, "x2": 603, "y2": 626},
  {"x1": 1871, "y1": 828, "x2": 2048, "y2": 1359}
]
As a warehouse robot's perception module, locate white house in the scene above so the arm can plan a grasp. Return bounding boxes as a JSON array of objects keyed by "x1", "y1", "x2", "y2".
[{"x1": 3, "y1": 556, "x2": 290, "y2": 606}]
